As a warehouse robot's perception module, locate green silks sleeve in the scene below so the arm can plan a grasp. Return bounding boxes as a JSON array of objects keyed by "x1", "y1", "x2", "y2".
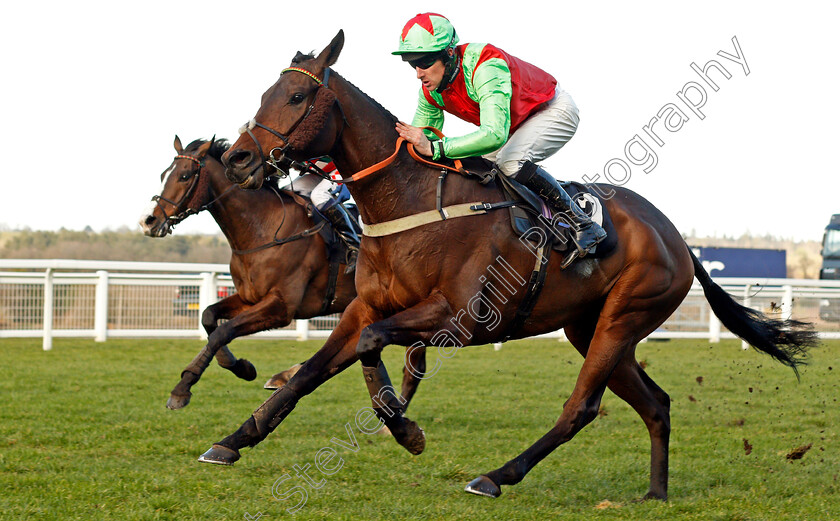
[
  {"x1": 411, "y1": 88, "x2": 445, "y2": 140},
  {"x1": 438, "y1": 57, "x2": 512, "y2": 159},
  {"x1": 409, "y1": 57, "x2": 513, "y2": 161}
]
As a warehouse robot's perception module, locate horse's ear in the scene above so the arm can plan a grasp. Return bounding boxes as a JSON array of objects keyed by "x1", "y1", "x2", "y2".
[
  {"x1": 316, "y1": 29, "x2": 344, "y2": 68},
  {"x1": 174, "y1": 135, "x2": 184, "y2": 153},
  {"x1": 196, "y1": 138, "x2": 214, "y2": 158}
]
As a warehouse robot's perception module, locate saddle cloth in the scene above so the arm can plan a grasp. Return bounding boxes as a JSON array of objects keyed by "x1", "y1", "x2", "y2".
[
  {"x1": 274, "y1": 175, "x2": 361, "y2": 264},
  {"x1": 455, "y1": 157, "x2": 618, "y2": 258}
]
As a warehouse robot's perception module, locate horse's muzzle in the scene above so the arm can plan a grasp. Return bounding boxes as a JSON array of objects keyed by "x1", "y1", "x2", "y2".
[
  {"x1": 222, "y1": 148, "x2": 255, "y2": 182},
  {"x1": 139, "y1": 214, "x2": 171, "y2": 237}
]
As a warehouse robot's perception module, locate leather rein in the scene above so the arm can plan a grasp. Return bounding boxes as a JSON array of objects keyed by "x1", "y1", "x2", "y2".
[
  {"x1": 240, "y1": 66, "x2": 471, "y2": 185},
  {"x1": 238, "y1": 66, "x2": 506, "y2": 238}
]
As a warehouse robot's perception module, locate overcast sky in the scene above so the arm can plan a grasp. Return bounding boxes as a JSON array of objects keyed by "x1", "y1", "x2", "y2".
[{"x1": 1, "y1": 1, "x2": 837, "y2": 242}]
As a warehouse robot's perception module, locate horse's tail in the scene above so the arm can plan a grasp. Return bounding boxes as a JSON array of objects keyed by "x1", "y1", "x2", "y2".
[{"x1": 688, "y1": 245, "x2": 816, "y2": 377}]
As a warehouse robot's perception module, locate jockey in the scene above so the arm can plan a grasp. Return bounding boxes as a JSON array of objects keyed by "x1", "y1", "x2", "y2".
[
  {"x1": 304, "y1": 157, "x2": 360, "y2": 271},
  {"x1": 393, "y1": 13, "x2": 605, "y2": 260}
]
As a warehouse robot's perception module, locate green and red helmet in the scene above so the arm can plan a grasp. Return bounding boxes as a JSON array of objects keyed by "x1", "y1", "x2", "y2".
[{"x1": 393, "y1": 13, "x2": 459, "y2": 56}]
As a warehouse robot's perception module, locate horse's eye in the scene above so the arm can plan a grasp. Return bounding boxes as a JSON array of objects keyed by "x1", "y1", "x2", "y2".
[{"x1": 290, "y1": 93, "x2": 305, "y2": 105}]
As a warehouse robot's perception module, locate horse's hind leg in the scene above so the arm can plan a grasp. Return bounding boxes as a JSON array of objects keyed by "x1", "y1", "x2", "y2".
[
  {"x1": 608, "y1": 358, "x2": 671, "y2": 500},
  {"x1": 466, "y1": 262, "x2": 685, "y2": 498},
  {"x1": 400, "y1": 343, "x2": 427, "y2": 410},
  {"x1": 565, "y1": 321, "x2": 671, "y2": 500},
  {"x1": 465, "y1": 324, "x2": 629, "y2": 498},
  {"x1": 263, "y1": 362, "x2": 304, "y2": 390}
]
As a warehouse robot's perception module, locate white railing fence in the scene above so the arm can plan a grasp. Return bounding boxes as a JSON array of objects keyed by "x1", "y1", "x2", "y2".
[{"x1": 2, "y1": 259, "x2": 840, "y2": 350}]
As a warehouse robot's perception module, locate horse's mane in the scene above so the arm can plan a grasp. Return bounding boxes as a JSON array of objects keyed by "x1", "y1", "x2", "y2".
[
  {"x1": 341, "y1": 74, "x2": 399, "y2": 124},
  {"x1": 186, "y1": 138, "x2": 232, "y2": 163},
  {"x1": 291, "y1": 51, "x2": 399, "y2": 124}
]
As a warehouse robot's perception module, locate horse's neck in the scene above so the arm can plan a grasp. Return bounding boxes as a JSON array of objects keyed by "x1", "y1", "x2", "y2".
[
  {"x1": 204, "y1": 165, "x2": 293, "y2": 253},
  {"x1": 329, "y1": 77, "x2": 438, "y2": 225}
]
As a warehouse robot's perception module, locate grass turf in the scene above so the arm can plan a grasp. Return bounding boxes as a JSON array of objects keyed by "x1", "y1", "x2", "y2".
[{"x1": 1, "y1": 337, "x2": 837, "y2": 520}]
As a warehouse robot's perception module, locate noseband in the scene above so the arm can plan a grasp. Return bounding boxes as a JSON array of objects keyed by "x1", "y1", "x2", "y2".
[{"x1": 239, "y1": 67, "x2": 343, "y2": 182}]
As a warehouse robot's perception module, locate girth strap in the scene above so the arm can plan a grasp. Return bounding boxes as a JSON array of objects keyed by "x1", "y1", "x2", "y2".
[
  {"x1": 502, "y1": 242, "x2": 552, "y2": 341},
  {"x1": 320, "y1": 255, "x2": 341, "y2": 315},
  {"x1": 361, "y1": 202, "x2": 488, "y2": 237}
]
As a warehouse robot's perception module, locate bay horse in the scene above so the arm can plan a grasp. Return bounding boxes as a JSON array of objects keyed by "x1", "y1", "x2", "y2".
[
  {"x1": 204, "y1": 31, "x2": 815, "y2": 501},
  {"x1": 140, "y1": 135, "x2": 427, "y2": 409}
]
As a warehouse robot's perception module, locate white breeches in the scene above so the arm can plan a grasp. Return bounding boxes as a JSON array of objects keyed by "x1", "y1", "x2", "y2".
[{"x1": 484, "y1": 86, "x2": 580, "y2": 176}]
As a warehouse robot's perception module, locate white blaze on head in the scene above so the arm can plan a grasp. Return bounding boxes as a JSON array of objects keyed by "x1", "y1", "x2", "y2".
[{"x1": 139, "y1": 162, "x2": 177, "y2": 232}]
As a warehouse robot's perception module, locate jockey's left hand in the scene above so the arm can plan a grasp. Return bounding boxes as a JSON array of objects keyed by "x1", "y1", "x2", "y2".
[{"x1": 396, "y1": 122, "x2": 433, "y2": 156}]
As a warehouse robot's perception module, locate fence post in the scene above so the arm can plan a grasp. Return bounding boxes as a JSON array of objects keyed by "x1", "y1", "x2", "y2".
[
  {"x1": 94, "y1": 270, "x2": 109, "y2": 342},
  {"x1": 296, "y1": 319, "x2": 310, "y2": 341},
  {"x1": 741, "y1": 284, "x2": 752, "y2": 350},
  {"x1": 199, "y1": 272, "x2": 217, "y2": 339},
  {"x1": 43, "y1": 268, "x2": 54, "y2": 351},
  {"x1": 781, "y1": 285, "x2": 793, "y2": 320},
  {"x1": 708, "y1": 303, "x2": 721, "y2": 343}
]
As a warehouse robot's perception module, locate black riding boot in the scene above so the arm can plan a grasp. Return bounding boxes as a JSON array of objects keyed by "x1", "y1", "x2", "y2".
[
  {"x1": 513, "y1": 161, "x2": 606, "y2": 265},
  {"x1": 321, "y1": 204, "x2": 360, "y2": 273}
]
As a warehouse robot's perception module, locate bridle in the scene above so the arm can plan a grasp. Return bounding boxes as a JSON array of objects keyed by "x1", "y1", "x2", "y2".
[
  {"x1": 239, "y1": 66, "x2": 344, "y2": 183},
  {"x1": 237, "y1": 65, "x2": 469, "y2": 187},
  {"x1": 150, "y1": 150, "x2": 324, "y2": 254},
  {"x1": 150, "y1": 152, "x2": 236, "y2": 228}
]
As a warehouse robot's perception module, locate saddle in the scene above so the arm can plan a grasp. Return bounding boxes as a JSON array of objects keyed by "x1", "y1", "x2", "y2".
[
  {"x1": 276, "y1": 175, "x2": 361, "y2": 267},
  {"x1": 313, "y1": 203, "x2": 362, "y2": 266},
  {"x1": 447, "y1": 157, "x2": 618, "y2": 261}
]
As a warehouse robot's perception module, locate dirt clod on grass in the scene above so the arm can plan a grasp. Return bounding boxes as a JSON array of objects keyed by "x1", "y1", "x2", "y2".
[{"x1": 786, "y1": 444, "x2": 813, "y2": 460}]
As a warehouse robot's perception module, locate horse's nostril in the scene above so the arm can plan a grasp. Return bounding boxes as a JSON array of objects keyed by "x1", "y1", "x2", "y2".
[
  {"x1": 229, "y1": 150, "x2": 252, "y2": 166},
  {"x1": 144, "y1": 215, "x2": 156, "y2": 226}
]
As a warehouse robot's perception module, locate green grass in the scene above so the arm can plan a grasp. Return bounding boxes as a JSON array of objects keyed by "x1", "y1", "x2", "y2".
[{"x1": 1, "y1": 337, "x2": 838, "y2": 520}]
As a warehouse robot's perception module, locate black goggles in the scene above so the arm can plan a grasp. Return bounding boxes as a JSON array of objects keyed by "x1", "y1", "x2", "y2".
[{"x1": 406, "y1": 52, "x2": 443, "y2": 70}]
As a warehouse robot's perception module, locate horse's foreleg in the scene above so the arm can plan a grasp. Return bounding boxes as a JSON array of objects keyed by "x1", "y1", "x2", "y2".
[
  {"x1": 167, "y1": 294, "x2": 286, "y2": 410},
  {"x1": 197, "y1": 297, "x2": 372, "y2": 465},
  {"x1": 356, "y1": 292, "x2": 453, "y2": 455},
  {"x1": 206, "y1": 295, "x2": 261, "y2": 381}
]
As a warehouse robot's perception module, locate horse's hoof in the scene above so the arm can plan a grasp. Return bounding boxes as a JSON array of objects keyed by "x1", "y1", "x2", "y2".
[
  {"x1": 464, "y1": 475, "x2": 502, "y2": 498},
  {"x1": 198, "y1": 444, "x2": 240, "y2": 465},
  {"x1": 264, "y1": 364, "x2": 303, "y2": 390},
  {"x1": 232, "y1": 359, "x2": 257, "y2": 381},
  {"x1": 395, "y1": 419, "x2": 425, "y2": 455},
  {"x1": 640, "y1": 491, "x2": 667, "y2": 502},
  {"x1": 376, "y1": 425, "x2": 392, "y2": 436},
  {"x1": 167, "y1": 392, "x2": 192, "y2": 410},
  {"x1": 263, "y1": 377, "x2": 282, "y2": 390}
]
